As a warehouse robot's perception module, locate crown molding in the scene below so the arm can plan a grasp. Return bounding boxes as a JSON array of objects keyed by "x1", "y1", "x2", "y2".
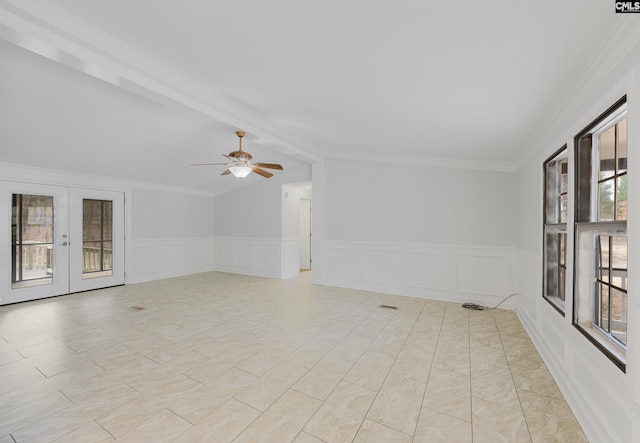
[
  {"x1": 0, "y1": 0, "x2": 322, "y2": 164},
  {"x1": 515, "y1": 15, "x2": 640, "y2": 169}
]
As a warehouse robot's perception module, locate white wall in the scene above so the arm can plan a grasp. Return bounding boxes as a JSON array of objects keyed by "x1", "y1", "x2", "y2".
[
  {"x1": 213, "y1": 162, "x2": 311, "y2": 277},
  {"x1": 325, "y1": 159, "x2": 516, "y2": 245},
  {"x1": 319, "y1": 158, "x2": 517, "y2": 306},
  {"x1": 515, "y1": 60, "x2": 640, "y2": 443},
  {"x1": 128, "y1": 186, "x2": 215, "y2": 283}
]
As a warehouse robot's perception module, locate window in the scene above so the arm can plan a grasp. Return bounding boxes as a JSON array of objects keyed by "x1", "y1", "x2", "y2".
[
  {"x1": 82, "y1": 199, "x2": 113, "y2": 279},
  {"x1": 543, "y1": 147, "x2": 568, "y2": 313},
  {"x1": 11, "y1": 194, "x2": 54, "y2": 289},
  {"x1": 574, "y1": 97, "x2": 627, "y2": 371}
]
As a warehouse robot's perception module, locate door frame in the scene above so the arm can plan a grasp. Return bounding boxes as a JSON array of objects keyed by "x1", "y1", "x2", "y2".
[
  {"x1": 0, "y1": 181, "x2": 70, "y2": 304},
  {"x1": 0, "y1": 181, "x2": 125, "y2": 305}
]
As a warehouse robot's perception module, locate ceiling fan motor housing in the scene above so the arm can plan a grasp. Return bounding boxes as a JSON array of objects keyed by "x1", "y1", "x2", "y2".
[{"x1": 228, "y1": 150, "x2": 252, "y2": 161}]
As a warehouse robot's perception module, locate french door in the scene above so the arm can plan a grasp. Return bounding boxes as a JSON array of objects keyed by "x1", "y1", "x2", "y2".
[{"x1": 0, "y1": 182, "x2": 124, "y2": 305}]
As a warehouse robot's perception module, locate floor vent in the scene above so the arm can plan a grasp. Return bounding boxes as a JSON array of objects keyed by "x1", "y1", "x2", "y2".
[
  {"x1": 130, "y1": 306, "x2": 145, "y2": 311},
  {"x1": 379, "y1": 305, "x2": 398, "y2": 310}
]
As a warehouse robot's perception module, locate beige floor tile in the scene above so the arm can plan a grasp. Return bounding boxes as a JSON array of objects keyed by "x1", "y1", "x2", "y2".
[
  {"x1": 0, "y1": 367, "x2": 45, "y2": 396},
  {"x1": 9, "y1": 332, "x2": 55, "y2": 349},
  {"x1": 500, "y1": 335, "x2": 542, "y2": 362},
  {"x1": 344, "y1": 350, "x2": 395, "y2": 391},
  {"x1": 0, "y1": 272, "x2": 588, "y2": 443},
  {"x1": 509, "y1": 357, "x2": 563, "y2": 399},
  {"x1": 351, "y1": 317, "x2": 389, "y2": 338},
  {"x1": 432, "y1": 340, "x2": 470, "y2": 375},
  {"x1": 234, "y1": 389, "x2": 321, "y2": 443},
  {"x1": 293, "y1": 432, "x2": 325, "y2": 442},
  {"x1": 414, "y1": 407, "x2": 472, "y2": 443},
  {"x1": 284, "y1": 337, "x2": 335, "y2": 368},
  {"x1": 518, "y1": 390, "x2": 588, "y2": 443},
  {"x1": 316, "y1": 320, "x2": 358, "y2": 343},
  {"x1": 470, "y1": 343, "x2": 509, "y2": 373},
  {"x1": 52, "y1": 420, "x2": 114, "y2": 442},
  {"x1": 0, "y1": 346, "x2": 78, "y2": 380},
  {"x1": 97, "y1": 395, "x2": 167, "y2": 438},
  {"x1": 170, "y1": 368, "x2": 257, "y2": 423},
  {"x1": 352, "y1": 419, "x2": 413, "y2": 443},
  {"x1": 367, "y1": 329, "x2": 407, "y2": 356},
  {"x1": 423, "y1": 367, "x2": 471, "y2": 422},
  {"x1": 326, "y1": 334, "x2": 372, "y2": 363},
  {"x1": 234, "y1": 361, "x2": 308, "y2": 411},
  {"x1": 10, "y1": 402, "x2": 118, "y2": 443},
  {"x1": 292, "y1": 356, "x2": 353, "y2": 400},
  {"x1": 36, "y1": 350, "x2": 106, "y2": 378},
  {"x1": 0, "y1": 361, "x2": 105, "y2": 415},
  {"x1": 183, "y1": 360, "x2": 235, "y2": 384},
  {"x1": 115, "y1": 409, "x2": 191, "y2": 443},
  {"x1": 206, "y1": 344, "x2": 257, "y2": 365},
  {"x1": 388, "y1": 346, "x2": 434, "y2": 383},
  {"x1": 367, "y1": 375, "x2": 426, "y2": 435},
  {"x1": 235, "y1": 340, "x2": 299, "y2": 376},
  {"x1": 0, "y1": 390, "x2": 74, "y2": 437},
  {"x1": 61, "y1": 378, "x2": 138, "y2": 411},
  {"x1": 471, "y1": 366, "x2": 521, "y2": 410},
  {"x1": 472, "y1": 397, "x2": 531, "y2": 443},
  {"x1": 173, "y1": 398, "x2": 261, "y2": 443},
  {"x1": 304, "y1": 381, "x2": 377, "y2": 442},
  {"x1": 0, "y1": 350, "x2": 23, "y2": 365}
]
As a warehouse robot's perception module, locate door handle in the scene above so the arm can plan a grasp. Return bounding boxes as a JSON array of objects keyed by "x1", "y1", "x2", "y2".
[{"x1": 60, "y1": 241, "x2": 68, "y2": 246}]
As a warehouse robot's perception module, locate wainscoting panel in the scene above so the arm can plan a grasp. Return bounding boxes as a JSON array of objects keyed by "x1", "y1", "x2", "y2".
[
  {"x1": 404, "y1": 252, "x2": 451, "y2": 291},
  {"x1": 361, "y1": 250, "x2": 402, "y2": 284},
  {"x1": 236, "y1": 243, "x2": 258, "y2": 269},
  {"x1": 130, "y1": 237, "x2": 215, "y2": 284},
  {"x1": 215, "y1": 240, "x2": 234, "y2": 266},
  {"x1": 515, "y1": 248, "x2": 633, "y2": 443},
  {"x1": 323, "y1": 241, "x2": 516, "y2": 306},
  {"x1": 326, "y1": 247, "x2": 360, "y2": 280},
  {"x1": 214, "y1": 237, "x2": 301, "y2": 279},
  {"x1": 257, "y1": 243, "x2": 279, "y2": 272},
  {"x1": 456, "y1": 255, "x2": 511, "y2": 296}
]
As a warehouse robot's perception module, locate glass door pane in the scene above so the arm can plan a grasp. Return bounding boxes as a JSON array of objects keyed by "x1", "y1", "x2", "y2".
[
  {"x1": 11, "y1": 194, "x2": 55, "y2": 288},
  {"x1": 69, "y1": 188, "x2": 124, "y2": 293},
  {"x1": 82, "y1": 199, "x2": 113, "y2": 279},
  {"x1": 1, "y1": 182, "x2": 70, "y2": 305}
]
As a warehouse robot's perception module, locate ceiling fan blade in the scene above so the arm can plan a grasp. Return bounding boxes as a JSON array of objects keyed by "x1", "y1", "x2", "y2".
[
  {"x1": 221, "y1": 169, "x2": 231, "y2": 175},
  {"x1": 254, "y1": 162, "x2": 283, "y2": 170},
  {"x1": 251, "y1": 166, "x2": 273, "y2": 178},
  {"x1": 190, "y1": 162, "x2": 229, "y2": 166}
]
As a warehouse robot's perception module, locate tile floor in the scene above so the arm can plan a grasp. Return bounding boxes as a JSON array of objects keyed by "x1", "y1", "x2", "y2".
[{"x1": 0, "y1": 271, "x2": 588, "y2": 442}]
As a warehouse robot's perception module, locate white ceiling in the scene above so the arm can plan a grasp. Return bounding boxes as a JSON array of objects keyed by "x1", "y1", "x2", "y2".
[{"x1": 0, "y1": 0, "x2": 627, "y2": 192}]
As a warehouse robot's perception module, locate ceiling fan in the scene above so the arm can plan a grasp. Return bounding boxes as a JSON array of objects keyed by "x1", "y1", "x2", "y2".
[{"x1": 191, "y1": 131, "x2": 283, "y2": 178}]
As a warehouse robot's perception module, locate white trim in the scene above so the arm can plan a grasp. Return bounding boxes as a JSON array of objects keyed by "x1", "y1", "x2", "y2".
[
  {"x1": 128, "y1": 237, "x2": 215, "y2": 284},
  {"x1": 323, "y1": 240, "x2": 517, "y2": 307},
  {"x1": 214, "y1": 236, "x2": 302, "y2": 279}
]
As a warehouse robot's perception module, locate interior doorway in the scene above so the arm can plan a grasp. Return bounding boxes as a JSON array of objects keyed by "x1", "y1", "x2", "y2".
[{"x1": 282, "y1": 181, "x2": 312, "y2": 273}]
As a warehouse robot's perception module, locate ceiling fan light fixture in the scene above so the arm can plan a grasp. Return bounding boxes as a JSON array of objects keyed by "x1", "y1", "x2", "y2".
[{"x1": 229, "y1": 164, "x2": 252, "y2": 178}]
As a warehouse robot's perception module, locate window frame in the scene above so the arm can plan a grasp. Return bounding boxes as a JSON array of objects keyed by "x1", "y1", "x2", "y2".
[
  {"x1": 543, "y1": 145, "x2": 569, "y2": 314},
  {"x1": 573, "y1": 96, "x2": 628, "y2": 372}
]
